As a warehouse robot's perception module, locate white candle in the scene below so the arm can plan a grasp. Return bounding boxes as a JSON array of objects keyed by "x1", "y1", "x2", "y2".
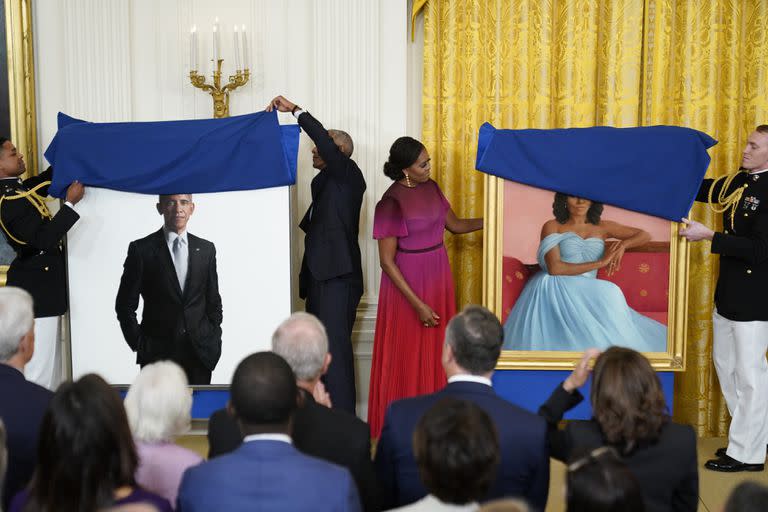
[
  {"x1": 241, "y1": 24, "x2": 248, "y2": 70},
  {"x1": 190, "y1": 25, "x2": 198, "y2": 71},
  {"x1": 233, "y1": 25, "x2": 241, "y2": 70},
  {"x1": 212, "y1": 24, "x2": 218, "y2": 64},
  {"x1": 214, "y1": 17, "x2": 221, "y2": 62}
]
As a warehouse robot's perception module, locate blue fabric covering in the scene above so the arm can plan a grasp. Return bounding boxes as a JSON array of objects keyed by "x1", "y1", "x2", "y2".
[
  {"x1": 475, "y1": 123, "x2": 717, "y2": 221},
  {"x1": 44, "y1": 111, "x2": 301, "y2": 198},
  {"x1": 503, "y1": 232, "x2": 667, "y2": 351}
]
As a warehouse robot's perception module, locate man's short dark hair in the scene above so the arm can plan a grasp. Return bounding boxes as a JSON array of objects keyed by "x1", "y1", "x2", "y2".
[
  {"x1": 413, "y1": 398, "x2": 499, "y2": 504},
  {"x1": 445, "y1": 305, "x2": 503, "y2": 374},
  {"x1": 230, "y1": 352, "x2": 297, "y2": 426},
  {"x1": 158, "y1": 193, "x2": 193, "y2": 203},
  {"x1": 724, "y1": 481, "x2": 768, "y2": 512}
]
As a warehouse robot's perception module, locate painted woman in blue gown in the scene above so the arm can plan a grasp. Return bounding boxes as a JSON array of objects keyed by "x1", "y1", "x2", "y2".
[{"x1": 503, "y1": 193, "x2": 667, "y2": 352}]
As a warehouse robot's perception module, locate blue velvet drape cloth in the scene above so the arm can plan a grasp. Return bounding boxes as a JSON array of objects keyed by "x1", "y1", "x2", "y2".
[
  {"x1": 475, "y1": 123, "x2": 718, "y2": 221},
  {"x1": 44, "y1": 111, "x2": 300, "y2": 198}
]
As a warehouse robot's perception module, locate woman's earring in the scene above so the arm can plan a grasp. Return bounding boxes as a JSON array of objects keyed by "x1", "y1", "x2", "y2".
[{"x1": 405, "y1": 173, "x2": 412, "y2": 187}]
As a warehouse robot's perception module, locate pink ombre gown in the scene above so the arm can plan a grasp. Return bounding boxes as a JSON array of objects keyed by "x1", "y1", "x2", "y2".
[{"x1": 368, "y1": 179, "x2": 456, "y2": 437}]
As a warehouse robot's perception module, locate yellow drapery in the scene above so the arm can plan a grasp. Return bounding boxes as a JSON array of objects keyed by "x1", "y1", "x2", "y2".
[{"x1": 419, "y1": 0, "x2": 768, "y2": 436}]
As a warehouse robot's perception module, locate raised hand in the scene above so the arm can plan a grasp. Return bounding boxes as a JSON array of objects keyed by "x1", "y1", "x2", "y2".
[
  {"x1": 563, "y1": 348, "x2": 601, "y2": 392},
  {"x1": 265, "y1": 95, "x2": 297, "y2": 113}
]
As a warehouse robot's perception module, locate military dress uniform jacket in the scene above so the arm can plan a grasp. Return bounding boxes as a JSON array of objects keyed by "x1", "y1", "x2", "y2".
[
  {"x1": 0, "y1": 168, "x2": 79, "y2": 317},
  {"x1": 696, "y1": 171, "x2": 768, "y2": 321}
]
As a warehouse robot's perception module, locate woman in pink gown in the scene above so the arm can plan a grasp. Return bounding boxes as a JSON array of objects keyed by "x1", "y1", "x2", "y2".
[{"x1": 368, "y1": 136, "x2": 483, "y2": 437}]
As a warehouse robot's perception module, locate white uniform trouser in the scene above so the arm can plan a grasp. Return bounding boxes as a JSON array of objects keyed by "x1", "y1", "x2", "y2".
[
  {"x1": 713, "y1": 310, "x2": 768, "y2": 464},
  {"x1": 24, "y1": 316, "x2": 61, "y2": 391}
]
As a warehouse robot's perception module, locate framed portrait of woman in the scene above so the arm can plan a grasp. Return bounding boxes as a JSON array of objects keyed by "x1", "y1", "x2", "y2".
[
  {"x1": 483, "y1": 176, "x2": 689, "y2": 371},
  {"x1": 0, "y1": 0, "x2": 38, "y2": 283}
]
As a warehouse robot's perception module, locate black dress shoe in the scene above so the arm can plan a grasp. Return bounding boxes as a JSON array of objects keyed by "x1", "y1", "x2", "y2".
[
  {"x1": 705, "y1": 455, "x2": 765, "y2": 472},
  {"x1": 715, "y1": 445, "x2": 768, "y2": 458}
]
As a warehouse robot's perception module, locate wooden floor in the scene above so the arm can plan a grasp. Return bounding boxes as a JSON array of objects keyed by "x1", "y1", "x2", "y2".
[{"x1": 176, "y1": 435, "x2": 768, "y2": 512}]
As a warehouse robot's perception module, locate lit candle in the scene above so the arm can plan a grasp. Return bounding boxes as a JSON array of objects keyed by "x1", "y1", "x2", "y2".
[
  {"x1": 190, "y1": 25, "x2": 198, "y2": 71},
  {"x1": 233, "y1": 25, "x2": 241, "y2": 70},
  {"x1": 241, "y1": 24, "x2": 248, "y2": 70},
  {"x1": 212, "y1": 24, "x2": 218, "y2": 64}
]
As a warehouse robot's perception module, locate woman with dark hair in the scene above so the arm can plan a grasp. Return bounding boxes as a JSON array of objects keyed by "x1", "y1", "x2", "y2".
[
  {"x1": 389, "y1": 397, "x2": 499, "y2": 511},
  {"x1": 368, "y1": 136, "x2": 482, "y2": 437},
  {"x1": 566, "y1": 446, "x2": 644, "y2": 512},
  {"x1": 503, "y1": 192, "x2": 666, "y2": 351},
  {"x1": 540, "y1": 348, "x2": 698, "y2": 512},
  {"x1": 9, "y1": 374, "x2": 172, "y2": 512}
]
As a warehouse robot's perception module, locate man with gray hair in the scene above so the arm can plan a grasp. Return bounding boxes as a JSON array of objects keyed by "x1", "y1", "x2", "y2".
[
  {"x1": 375, "y1": 305, "x2": 550, "y2": 511},
  {"x1": 207, "y1": 312, "x2": 378, "y2": 511},
  {"x1": 0, "y1": 287, "x2": 53, "y2": 509}
]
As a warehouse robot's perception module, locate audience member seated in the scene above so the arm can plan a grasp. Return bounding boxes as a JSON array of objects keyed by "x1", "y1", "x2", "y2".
[
  {"x1": 178, "y1": 352, "x2": 361, "y2": 511},
  {"x1": 375, "y1": 305, "x2": 549, "y2": 511},
  {"x1": 0, "y1": 418, "x2": 6, "y2": 506},
  {"x1": 538, "y1": 347, "x2": 698, "y2": 512},
  {"x1": 124, "y1": 361, "x2": 203, "y2": 508},
  {"x1": 723, "y1": 481, "x2": 768, "y2": 512},
  {"x1": 9, "y1": 374, "x2": 172, "y2": 512},
  {"x1": 566, "y1": 446, "x2": 644, "y2": 512},
  {"x1": 207, "y1": 313, "x2": 378, "y2": 511},
  {"x1": 0, "y1": 287, "x2": 53, "y2": 510},
  {"x1": 389, "y1": 397, "x2": 499, "y2": 511}
]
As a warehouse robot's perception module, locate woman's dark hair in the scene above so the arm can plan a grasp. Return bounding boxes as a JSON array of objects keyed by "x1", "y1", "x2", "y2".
[
  {"x1": 383, "y1": 136, "x2": 425, "y2": 181},
  {"x1": 25, "y1": 374, "x2": 138, "y2": 512},
  {"x1": 566, "y1": 446, "x2": 644, "y2": 512},
  {"x1": 590, "y1": 347, "x2": 669, "y2": 453},
  {"x1": 553, "y1": 192, "x2": 603, "y2": 225},
  {"x1": 413, "y1": 397, "x2": 499, "y2": 504},
  {"x1": 723, "y1": 481, "x2": 768, "y2": 512}
]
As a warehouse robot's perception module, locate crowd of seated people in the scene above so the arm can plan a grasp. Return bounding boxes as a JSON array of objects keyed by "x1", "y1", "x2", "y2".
[{"x1": 0, "y1": 286, "x2": 762, "y2": 511}]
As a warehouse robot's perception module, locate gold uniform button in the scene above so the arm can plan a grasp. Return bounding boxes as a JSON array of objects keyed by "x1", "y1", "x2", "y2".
[
  {"x1": 745, "y1": 213, "x2": 749, "y2": 217},
  {"x1": 747, "y1": 269, "x2": 752, "y2": 274},
  {"x1": 44, "y1": 266, "x2": 49, "y2": 271},
  {"x1": 743, "y1": 183, "x2": 749, "y2": 188},
  {"x1": 724, "y1": 229, "x2": 729, "y2": 234}
]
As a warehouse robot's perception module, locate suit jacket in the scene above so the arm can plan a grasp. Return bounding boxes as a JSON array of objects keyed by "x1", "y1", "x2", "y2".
[
  {"x1": 375, "y1": 381, "x2": 550, "y2": 511},
  {"x1": 297, "y1": 112, "x2": 366, "y2": 297},
  {"x1": 0, "y1": 168, "x2": 79, "y2": 317},
  {"x1": 0, "y1": 364, "x2": 53, "y2": 509},
  {"x1": 115, "y1": 229, "x2": 223, "y2": 370},
  {"x1": 207, "y1": 389, "x2": 379, "y2": 511},
  {"x1": 539, "y1": 385, "x2": 698, "y2": 512},
  {"x1": 177, "y1": 439, "x2": 361, "y2": 512},
  {"x1": 695, "y1": 172, "x2": 768, "y2": 320}
]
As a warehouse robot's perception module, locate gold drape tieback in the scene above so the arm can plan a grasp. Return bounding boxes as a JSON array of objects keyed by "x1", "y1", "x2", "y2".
[
  {"x1": 0, "y1": 181, "x2": 54, "y2": 245},
  {"x1": 707, "y1": 172, "x2": 744, "y2": 231}
]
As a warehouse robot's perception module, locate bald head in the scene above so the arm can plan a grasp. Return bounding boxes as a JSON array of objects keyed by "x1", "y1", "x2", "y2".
[{"x1": 271, "y1": 312, "x2": 328, "y2": 381}]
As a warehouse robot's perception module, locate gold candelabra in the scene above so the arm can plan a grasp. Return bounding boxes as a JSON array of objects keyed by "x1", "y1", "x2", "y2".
[{"x1": 189, "y1": 59, "x2": 250, "y2": 118}]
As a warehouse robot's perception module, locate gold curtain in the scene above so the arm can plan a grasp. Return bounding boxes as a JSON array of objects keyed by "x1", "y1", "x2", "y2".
[{"x1": 420, "y1": 0, "x2": 768, "y2": 436}]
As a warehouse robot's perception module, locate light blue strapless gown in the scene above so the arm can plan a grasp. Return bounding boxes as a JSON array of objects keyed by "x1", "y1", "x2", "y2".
[{"x1": 502, "y1": 232, "x2": 667, "y2": 351}]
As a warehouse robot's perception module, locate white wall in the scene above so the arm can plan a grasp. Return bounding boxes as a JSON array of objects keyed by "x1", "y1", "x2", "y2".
[{"x1": 33, "y1": 0, "x2": 421, "y2": 410}]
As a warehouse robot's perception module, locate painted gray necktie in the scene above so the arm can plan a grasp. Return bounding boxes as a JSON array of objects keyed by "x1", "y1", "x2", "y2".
[{"x1": 172, "y1": 236, "x2": 188, "y2": 292}]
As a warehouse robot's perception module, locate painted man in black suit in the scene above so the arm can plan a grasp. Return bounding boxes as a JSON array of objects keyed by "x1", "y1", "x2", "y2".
[
  {"x1": 0, "y1": 287, "x2": 53, "y2": 509},
  {"x1": 115, "y1": 194, "x2": 223, "y2": 385},
  {"x1": 207, "y1": 312, "x2": 379, "y2": 511},
  {"x1": 682, "y1": 125, "x2": 768, "y2": 472},
  {"x1": 0, "y1": 137, "x2": 83, "y2": 390},
  {"x1": 267, "y1": 95, "x2": 366, "y2": 414}
]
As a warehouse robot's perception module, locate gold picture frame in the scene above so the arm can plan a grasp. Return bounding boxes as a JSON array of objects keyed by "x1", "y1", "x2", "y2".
[
  {"x1": 0, "y1": 0, "x2": 38, "y2": 285},
  {"x1": 483, "y1": 175, "x2": 689, "y2": 371}
]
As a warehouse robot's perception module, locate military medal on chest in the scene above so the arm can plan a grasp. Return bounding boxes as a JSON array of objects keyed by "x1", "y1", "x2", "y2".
[{"x1": 743, "y1": 195, "x2": 760, "y2": 211}]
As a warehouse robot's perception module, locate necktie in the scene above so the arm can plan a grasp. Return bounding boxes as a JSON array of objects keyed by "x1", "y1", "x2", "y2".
[{"x1": 172, "y1": 236, "x2": 188, "y2": 292}]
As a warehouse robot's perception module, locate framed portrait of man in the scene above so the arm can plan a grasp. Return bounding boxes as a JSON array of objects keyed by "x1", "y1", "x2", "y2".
[
  {"x1": 0, "y1": 0, "x2": 39, "y2": 281},
  {"x1": 483, "y1": 175, "x2": 689, "y2": 370}
]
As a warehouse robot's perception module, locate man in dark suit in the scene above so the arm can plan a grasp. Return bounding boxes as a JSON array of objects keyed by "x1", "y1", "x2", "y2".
[
  {"x1": 179, "y1": 352, "x2": 361, "y2": 511},
  {"x1": 682, "y1": 125, "x2": 768, "y2": 472},
  {"x1": 208, "y1": 312, "x2": 379, "y2": 511},
  {"x1": 375, "y1": 305, "x2": 550, "y2": 511},
  {"x1": 0, "y1": 287, "x2": 53, "y2": 509},
  {"x1": 0, "y1": 137, "x2": 83, "y2": 389},
  {"x1": 115, "y1": 194, "x2": 222, "y2": 385},
  {"x1": 267, "y1": 96, "x2": 366, "y2": 414}
]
